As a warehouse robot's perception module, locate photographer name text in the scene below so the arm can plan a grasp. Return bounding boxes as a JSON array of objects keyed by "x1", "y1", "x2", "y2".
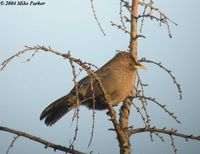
[{"x1": 0, "y1": 1, "x2": 45, "y2": 6}]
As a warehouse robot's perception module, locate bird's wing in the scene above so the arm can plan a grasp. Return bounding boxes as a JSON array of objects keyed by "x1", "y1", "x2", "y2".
[{"x1": 70, "y1": 67, "x2": 112, "y2": 99}]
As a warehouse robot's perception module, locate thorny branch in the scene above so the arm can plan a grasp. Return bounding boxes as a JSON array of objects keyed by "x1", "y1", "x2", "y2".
[
  {"x1": 111, "y1": 21, "x2": 146, "y2": 39},
  {"x1": 90, "y1": 0, "x2": 106, "y2": 36},
  {"x1": 132, "y1": 102, "x2": 147, "y2": 126},
  {"x1": 120, "y1": 0, "x2": 177, "y2": 38},
  {"x1": 135, "y1": 88, "x2": 151, "y2": 127},
  {"x1": 129, "y1": 127, "x2": 200, "y2": 141},
  {"x1": 111, "y1": 21, "x2": 131, "y2": 35},
  {"x1": 135, "y1": 71, "x2": 152, "y2": 128},
  {"x1": 88, "y1": 80, "x2": 96, "y2": 148},
  {"x1": 6, "y1": 135, "x2": 19, "y2": 154},
  {"x1": 0, "y1": 126, "x2": 85, "y2": 154},
  {"x1": 119, "y1": 0, "x2": 127, "y2": 30},
  {"x1": 139, "y1": 57, "x2": 182, "y2": 100},
  {"x1": 68, "y1": 59, "x2": 80, "y2": 148},
  {"x1": 138, "y1": 1, "x2": 177, "y2": 38},
  {"x1": 170, "y1": 135, "x2": 178, "y2": 154},
  {"x1": 134, "y1": 96, "x2": 180, "y2": 124},
  {"x1": 128, "y1": 127, "x2": 200, "y2": 154}
]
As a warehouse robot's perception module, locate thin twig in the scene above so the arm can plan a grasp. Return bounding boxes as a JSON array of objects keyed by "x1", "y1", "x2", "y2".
[
  {"x1": 152, "y1": 132, "x2": 165, "y2": 142},
  {"x1": 69, "y1": 59, "x2": 80, "y2": 148},
  {"x1": 132, "y1": 102, "x2": 147, "y2": 126},
  {"x1": 88, "y1": 80, "x2": 96, "y2": 147},
  {"x1": 138, "y1": 1, "x2": 177, "y2": 26},
  {"x1": 119, "y1": 0, "x2": 127, "y2": 30},
  {"x1": 6, "y1": 135, "x2": 19, "y2": 154},
  {"x1": 170, "y1": 135, "x2": 178, "y2": 154},
  {"x1": 135, "y1": 88, "x2": 151, "y2": 127},
  {"x1": 111, "y1": 21, "x2": 131, "y2": 35},
  {"x1": 90, "y1": 0, "x2": 106, "y2": 36},
  {"x1": 135, "y1": 96, "x2": 181, "y2": 124},
  {"x1": 138, "y1": 1, "x2": 177, "y2": 38},
  {"x1": 140, "y1": 57, "x2": 182, "y2": 100},
  {"x1": 22, "y1": 50, "x2": 38, "y2": 63},
  {"x1": 139, "y1": 2, "x2": 147, "y2": 33},
  {"x1": 129, "y1": 127, "x2": 200, "y2": 141}
]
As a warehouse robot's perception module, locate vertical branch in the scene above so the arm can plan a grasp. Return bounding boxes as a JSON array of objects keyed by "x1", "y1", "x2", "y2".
[
  {"x1": 120, "y1": 97, "x2": 132, "y2": 130},
  {"x1": 119, "y1": 97, "x2": 133, "y2": 154},
  {"x1": 88, "y1": 80, "x2": 96, "y2": 147},
  {"x1": 119, "y1": 1, "x2": 139, "y2": 154},
  {"x1": 69, "y1": 59, "x2": 80, "y2": 148},
  {"x1": 129, "y1": 0, "x2": 139, "y2": 59}
]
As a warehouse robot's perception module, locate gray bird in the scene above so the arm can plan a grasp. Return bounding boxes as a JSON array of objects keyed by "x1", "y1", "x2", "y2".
[{"x1": 40, "y1": 52, "x2": 144, "y2": 126}]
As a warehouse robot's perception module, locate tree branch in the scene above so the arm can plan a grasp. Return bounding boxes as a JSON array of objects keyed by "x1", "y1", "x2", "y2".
[
  {"x1": 129, "y1": 0, "x2": 139, "y2": 59},
  {"x1": 134, "y1": 96, "x2": 181, "y2": 124},
  {"x1": 129, "y1": 127, "x2": 200, "y2": 141},
  {"x1": 117, "y1": 1, "x2": 139, "y2": 154},
  {"x1": 140, "y1": 57, "x2": 182, "y2": 100},
  {"x1": 119, "y1": 97, "x2": 133, "y2": 153},
  {"x1": 0, "y1": 126, "x2": 86, "y2": 154}
]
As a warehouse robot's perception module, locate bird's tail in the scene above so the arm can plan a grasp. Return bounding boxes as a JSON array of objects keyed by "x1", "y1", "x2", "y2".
[{"x1": 40, "y1": 94, "x2": 76, "y2": 126}]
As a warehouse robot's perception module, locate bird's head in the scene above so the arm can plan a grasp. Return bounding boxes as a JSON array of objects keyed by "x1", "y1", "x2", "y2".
[{"x1": 115, "y1": 51, "x2": 146, "y2": 70}]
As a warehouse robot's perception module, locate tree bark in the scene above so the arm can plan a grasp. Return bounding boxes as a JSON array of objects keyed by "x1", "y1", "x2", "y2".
[
  {"x1": 120, "y1": 98, "x2": 133, "y2": 154},
  {"x1": 119, "y1": 0, "x2": 139, "y2": 153},
  {"x1": 130, "y1": 0, "x2": 139, "y2": 59}
]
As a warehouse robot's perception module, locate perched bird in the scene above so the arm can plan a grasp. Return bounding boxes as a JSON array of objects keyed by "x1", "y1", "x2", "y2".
[{"x1": 40, "y1": 52, "x2": 144, "y2": 126}]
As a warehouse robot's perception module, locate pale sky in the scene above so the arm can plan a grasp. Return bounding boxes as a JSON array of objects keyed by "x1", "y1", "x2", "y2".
[{"x1": 0, "y1": 0, "x2": 200, "y2": 154}]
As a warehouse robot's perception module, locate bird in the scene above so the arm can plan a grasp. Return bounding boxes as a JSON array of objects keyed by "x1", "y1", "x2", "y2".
[{"x1": 40, "y1": 52, "x2": 144, "y2": 126}]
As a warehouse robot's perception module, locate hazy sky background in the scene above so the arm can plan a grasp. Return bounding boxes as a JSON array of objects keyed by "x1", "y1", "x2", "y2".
[{"x1": 0, "y1": 0, "x2": 200, "y2": 154}]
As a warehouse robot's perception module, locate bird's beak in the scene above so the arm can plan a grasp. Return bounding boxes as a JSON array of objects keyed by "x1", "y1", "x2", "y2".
[{"x1": 135, "y1": 64, "x2": 147, "y2": 70}]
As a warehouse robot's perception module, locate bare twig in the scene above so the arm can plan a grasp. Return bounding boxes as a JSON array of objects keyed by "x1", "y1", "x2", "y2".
[
  {"x1": 111, "y1": 21, "x2": 131, "y2": 35},
  {"x1": 129, "y1": 127, "x2": 200, "y2": 141},
  {"x1": 82, "y1": 62, "x2": 98, "y2": 70},
  {"x1": 170, "y1": 135, "x2": 178, "y2": 154},
  {"x1": 138, "y1": 1, "x2": 177, "y2": 26},
  {"x1": 110, "y1": 21, "x2": 146, "y2": 41},
  {"x1": 139, "y1": 1, "x2": 148, "y2": 33},
  {"x1": 135, "y1": 96, "x2": 181, "y2": 124},
  {"x1": 138, "y1": 1, "x2": 177, "y2": 38},
  {"x1": 90, "y1": 0, "x2": 106, "y2": 36},
  {"x1": 119, "y1": 0, "x2": 127, "y2": 30},
  {"x1": 152, "y1": 132, "x2": 165, "y2": 142},
  {"x1": 136, "y1": 71, "x2": 148, "y2": 101},
  {"x1": 1, "y1": 47, "x2": 33, "y2": 71},
  {"x1": 6, "y1": 135, "x2": 19, "y2": 154},
  {"x1": 88, "y1": 80, "x2": 96, "y2": 147},
  {"x1": 134, "y1": 87, "x2": 153, "y2": 141},
  {"x1": 69, "y1": 58, "x2": 80, "y2": 148},
  {"x1": 135, "y1": 88, "x2": 151, "y2": 127},
  {"x1": 139, "y1": 57, "x2": 182, "y2": 100},
  {"x1": 22, "y1": 50, "x2": 38, "y2": 63},
  {"x1": 132, "y1": 102, "x2": 147, "y2": 126}
]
